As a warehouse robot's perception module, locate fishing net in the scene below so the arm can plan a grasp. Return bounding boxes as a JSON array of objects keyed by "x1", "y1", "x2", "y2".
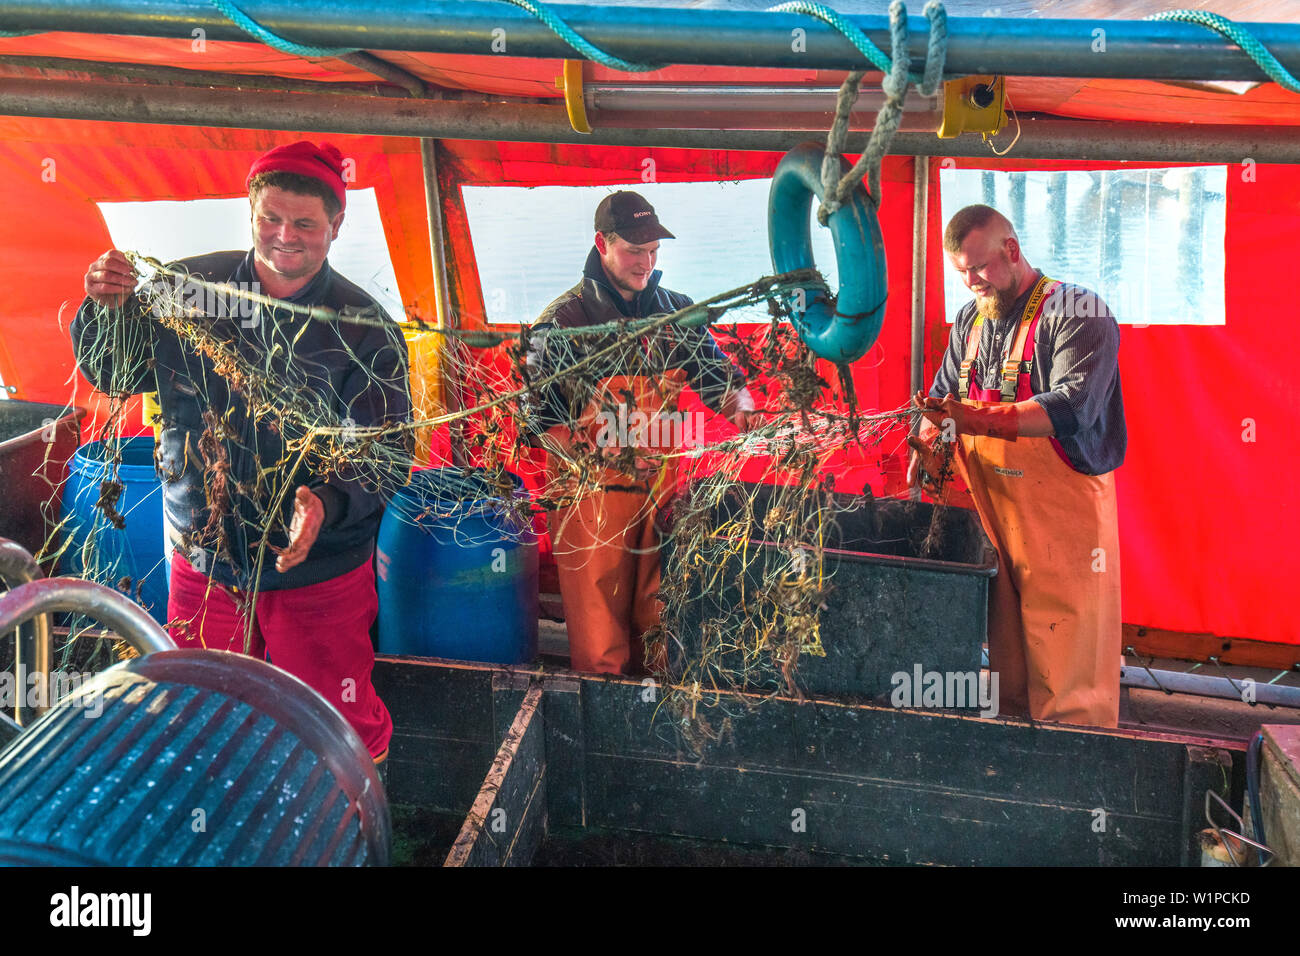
[{"x1": 29, "y1": 246, "x2": 935, "y2": 748}]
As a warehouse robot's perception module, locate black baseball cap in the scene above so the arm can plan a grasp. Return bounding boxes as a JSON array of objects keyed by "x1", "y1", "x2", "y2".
[{"x1": 593, "y1": 191, "x2": 675, "y2": 244}]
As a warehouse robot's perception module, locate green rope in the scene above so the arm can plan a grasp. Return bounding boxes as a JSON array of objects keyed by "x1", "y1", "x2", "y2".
[
  {"x1": 493, "y1": 0, "x2": 663, "y2": 72},
  {"x1": 815, "y1": 1, "x2": 947, "y2": 218},
  {"x1": 208, "y1": 0, "x2": 360, "y2": 57},
  {"x1": 1147, "y1": 10, "x2": 1300, "y2": 93},
  {"x1": 767, "y1": 0, "x2": 946, "y2": 88},
  {"x1": 0, "y1": 31, "x2": 38, "y2": 38}
]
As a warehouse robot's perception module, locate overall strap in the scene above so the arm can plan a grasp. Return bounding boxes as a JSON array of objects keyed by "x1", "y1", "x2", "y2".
[
  {"x1": 998, "y1": 274, "x2": 1055, "y2": 403},
  {"x1": 957, "y1": 314, "x2": 984, "y2": 399}
]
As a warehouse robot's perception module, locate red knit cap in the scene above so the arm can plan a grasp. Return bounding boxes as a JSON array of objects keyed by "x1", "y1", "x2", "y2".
[{"x1": 246, "y1": 140, "x2": 347, "y2": 213}]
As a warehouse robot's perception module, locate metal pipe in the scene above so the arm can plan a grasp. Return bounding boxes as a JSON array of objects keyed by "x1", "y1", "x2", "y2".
[
  {"x1": 586, "y1": 85, "x2": 941, "y2": 113},
  {"x1": 336, "y1": 51, "x2": 426, "y2": 97},
  {"x1": 0, "y1": 53, "x2": 432, "y2": 98},
  {"x1": 3, "y1": 2, "x2": 1299, "y2": 80},
  {"x1": 0, "y1": 578, "x2": 174, "y2": 658},
  {"x1": 907, "y1": 155, "x2": 929, "y2": 502},
  {"x1": 979, "y1": 648, "x2": 1300, "y2": 709},
  {"x1": 910, "y1": 155, "x2": 929, "y2": 401},
  {"x1": 4, "y1": 77, "x2": 1300, "y2": 163},
  {"x1": 1121, "y1": 663, "x2": 1300, "y2": 709},
  {"x1": 420, "y1": 138, "x2": 451, "y2": 333},
  {"x1": 420, "y1": 137, "x2": 465, "y2": 466},
  {"x1": 0, "y1": 538, "x2": 50, "y2": 725}
]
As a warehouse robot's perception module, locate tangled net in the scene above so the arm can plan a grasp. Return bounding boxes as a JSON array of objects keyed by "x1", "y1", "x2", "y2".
[{"x1": 41, "y1": 250, "x2": 937, "y2": 749}]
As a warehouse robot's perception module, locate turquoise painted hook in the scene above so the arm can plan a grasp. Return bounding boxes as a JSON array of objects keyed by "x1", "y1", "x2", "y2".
[{"x1": 768, "y1": 142, "x2": 888, "y2": 364}]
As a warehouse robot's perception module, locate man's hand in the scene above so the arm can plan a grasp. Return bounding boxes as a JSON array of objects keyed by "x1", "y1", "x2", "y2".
[
  {"x1": 84, "y1": 249, "x2": 138, "y2": 308},
  {"x1": 730, "y1": 408, "x2": 760, "y2": 431},
  {"x1": 906, "y1": 406, "x2": 942, "y2": 491},
  {"x1": 275, "y1": 486, "x2": 325, "y2": 573},
  {"x1": 721, "y1": 386, "x2": 758, "y2": 432},
  {"x1": 912, "y1": 390, "x2": 1020, "y2": 442}
]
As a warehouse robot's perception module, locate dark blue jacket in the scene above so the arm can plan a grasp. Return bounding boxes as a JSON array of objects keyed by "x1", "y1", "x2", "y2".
[
  {"x1": 525, "y1": 245, "x2": 745, "y2": 432},
  {"x1": 70, "y1": 250, "x2": 412, "y2": 591}
]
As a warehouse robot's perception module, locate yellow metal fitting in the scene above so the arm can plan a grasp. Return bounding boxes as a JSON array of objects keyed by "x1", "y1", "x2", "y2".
[
  {"x1": 142, "y1": 391, "x2": 163, "y2": 440},
  {"x1": 555, "y1": 59, "x2": 592, "y2": 135},
  {"x1": 938, "y1": 75, "x2": 1007, "y2": 139}
]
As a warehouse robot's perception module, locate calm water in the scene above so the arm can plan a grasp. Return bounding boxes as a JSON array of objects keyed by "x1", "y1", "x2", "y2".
[
  {"x1": 464, "y1": 167, "x2": 1226, "y2": 328},
  {"x1": 93, "y1": 170, "x2": 1227, "y2": 332},
  {"x1": 462, "y1": 179, "x2": 821, "y2": 326}
]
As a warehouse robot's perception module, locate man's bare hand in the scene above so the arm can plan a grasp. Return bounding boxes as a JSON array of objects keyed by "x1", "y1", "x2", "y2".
[
  {"x1": 730, "y1": 408, "x2": 760, "y2": 432},
  {"x1": 84, "y1": 249, "x2": 138, "y2": 308},
  {"x1": 275, "y1": 486, "x2": 325, "y2": 573},
  {"x1": 722, "y1": 386, "x2": 758, "y2": 432}
]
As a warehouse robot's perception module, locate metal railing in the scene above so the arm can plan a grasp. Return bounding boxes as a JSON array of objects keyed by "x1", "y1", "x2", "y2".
[
  {"x1": 0, "y1": 571, "x2": 175, "y2": 732},
  {"x1": 0, "y1": 537, "x2": 51, "y2": 726}
]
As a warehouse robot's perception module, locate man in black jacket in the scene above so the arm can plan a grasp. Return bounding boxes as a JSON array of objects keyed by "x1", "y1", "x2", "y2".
[
  {"x1": 526, "y1": 191, "x2": 755, "y2": 675},
  {"x1": 73, "y1": 141, "x2": 411, "y2": 762}
]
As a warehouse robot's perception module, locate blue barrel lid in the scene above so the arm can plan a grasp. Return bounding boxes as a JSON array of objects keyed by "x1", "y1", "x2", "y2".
[
  {"x1": 386, "y1": 466, "x2": 532, "y2": 537},
  {"x1": 71, "y1": 436, "x2": 157, "y2": 482}
]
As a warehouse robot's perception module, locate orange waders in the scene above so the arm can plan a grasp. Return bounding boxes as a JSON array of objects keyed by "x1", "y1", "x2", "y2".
[
  {"x1": 951, "y1": 277, "x2": 1122, "y2": 728},
  {"x1": 548, "y1": 373, "x2": 684, "y2": 675}
]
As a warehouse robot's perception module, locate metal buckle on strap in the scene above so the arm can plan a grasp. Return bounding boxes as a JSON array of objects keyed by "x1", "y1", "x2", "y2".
[
  {"x1": 958, "y1": 358, "x2": 974, "y2": 395},
  {"x1": 998, "y1": 358, "x2": 1020, "y2": 402}
]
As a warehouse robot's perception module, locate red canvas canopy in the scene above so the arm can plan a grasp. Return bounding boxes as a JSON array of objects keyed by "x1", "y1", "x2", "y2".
[{"x1": 0, "y1": 0, "x2": 1295, "y2": 651}]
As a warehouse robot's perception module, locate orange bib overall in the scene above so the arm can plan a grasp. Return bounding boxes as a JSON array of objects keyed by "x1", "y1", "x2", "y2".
[
  {"x1": 547, "y1": 371, "x2": 685, "y2": 675},
  {"x1": 952, "y1": 277, "x2": 1121, "y2": 728}
]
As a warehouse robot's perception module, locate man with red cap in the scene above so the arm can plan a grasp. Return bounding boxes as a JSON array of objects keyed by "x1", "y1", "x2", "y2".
[{"x1": 73, "y1": 141, "x2": 411, "y2": 771}]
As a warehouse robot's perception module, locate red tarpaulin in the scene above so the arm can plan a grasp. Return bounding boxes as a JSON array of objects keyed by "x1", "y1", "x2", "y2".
[{"x1": 0, "y1": 33, "x2": 1294, "y2": 645}]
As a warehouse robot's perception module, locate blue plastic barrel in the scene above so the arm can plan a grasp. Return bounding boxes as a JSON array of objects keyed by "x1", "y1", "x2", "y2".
[
  {"x1": 376, "y1": 467, "x2": 538, "y2": 664},
  {"x1": 59, "y1": 436, "x2": 168, "y2": 625}
]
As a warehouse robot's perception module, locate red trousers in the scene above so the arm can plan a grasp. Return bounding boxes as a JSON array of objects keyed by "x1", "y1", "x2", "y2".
[{"x1": 166, "y1": 554, "x2": 393, "y2": 758}]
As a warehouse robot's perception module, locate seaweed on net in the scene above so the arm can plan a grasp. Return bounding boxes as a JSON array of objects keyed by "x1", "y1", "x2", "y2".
[{"x1": 52, "y1": 254, "x2": 932, "y2": 750}]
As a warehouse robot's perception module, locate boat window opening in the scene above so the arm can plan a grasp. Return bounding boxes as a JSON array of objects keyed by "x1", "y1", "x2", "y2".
[
  {"x1": 939, "y1": 166, "x2": 1228, "y2": 326},
  {"x1": 95, "y1": 188, "x2": 406, "y2": 323},
  {"x1": 463, "y1": 179, "x2": 839, "y2": 326}
]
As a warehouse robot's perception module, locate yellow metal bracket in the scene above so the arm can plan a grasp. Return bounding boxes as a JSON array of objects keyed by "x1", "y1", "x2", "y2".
[
  {"x1": 142, "y1": 391, "x2": 163, "y2": 440},
  {"x1": 938, "y1": 75, "x2": 1007, "y2": 139},
  {"x1": 555, "y1": 59, "x2": 592, "y2": 134}
]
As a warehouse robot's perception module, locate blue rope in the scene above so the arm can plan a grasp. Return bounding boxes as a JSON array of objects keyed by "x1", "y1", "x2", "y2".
[
  {"x1": 493, "y1": 0, "x2": 663, "y2": 72},
  {"x1": 207, "y1": 0, "x2": 359, "y2": 57},
  {"x1": 1147, "y1": 9, "x2": 1300, "y2": 94}
]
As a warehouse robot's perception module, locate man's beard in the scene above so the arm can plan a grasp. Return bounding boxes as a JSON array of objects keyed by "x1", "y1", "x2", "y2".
[{"x1": 975, "y1": 284, "x2": 1020, "y2": 321}]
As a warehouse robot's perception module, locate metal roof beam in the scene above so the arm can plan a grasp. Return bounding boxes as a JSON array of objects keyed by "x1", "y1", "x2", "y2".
[
  {"x1": 2, "y1": 1, "x2": 1299, "y2": 81},
  {"x1": 1, "y1": 76, "x2": 1297, "y2": 164}
]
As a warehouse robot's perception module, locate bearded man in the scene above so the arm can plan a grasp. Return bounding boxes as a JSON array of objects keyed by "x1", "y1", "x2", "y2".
[{"x1": 908, "y1": 203, "x2": 1127, "y2": 728}]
